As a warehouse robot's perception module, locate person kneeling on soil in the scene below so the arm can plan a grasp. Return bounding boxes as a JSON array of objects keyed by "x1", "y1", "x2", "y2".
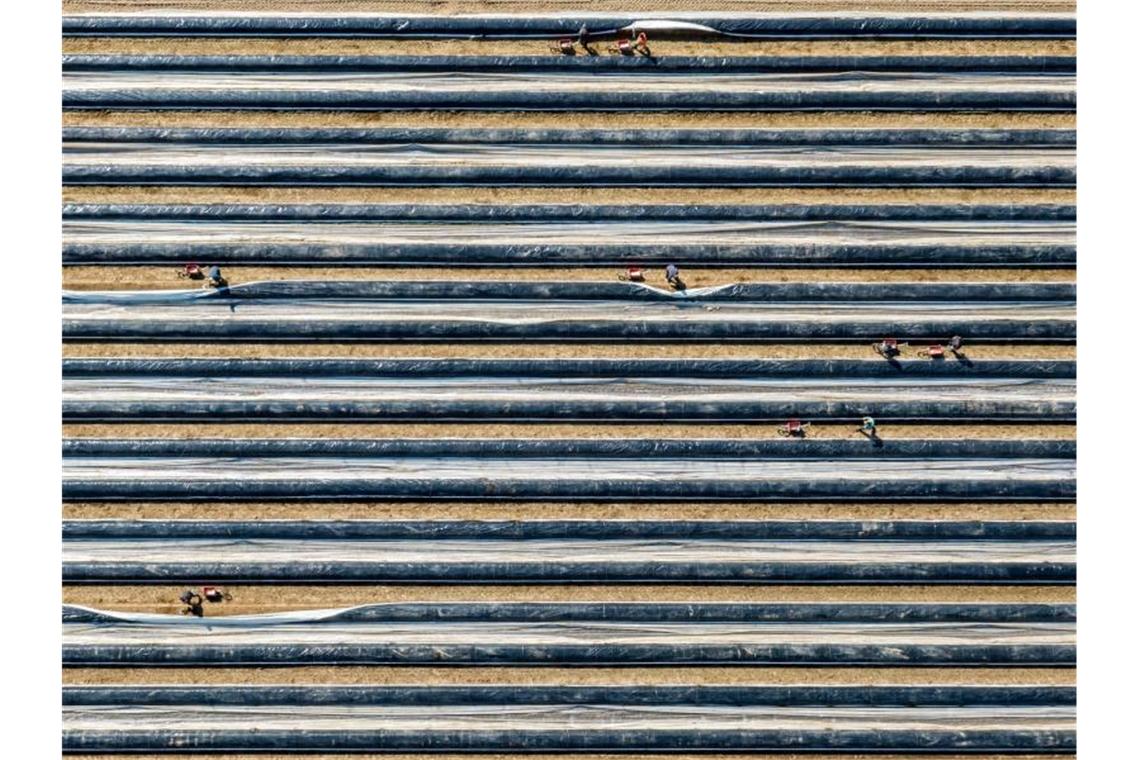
[
  {"x1": 665, "y1": 263, "x2": 686, "y2": 290},
  {"x1": 206, "y1": 265, "x2": 228, "y2": 288},
  {"x1": 179, "y1": 588, "x2": 205, "y2": 617},
  {"x1": 857, "y1": 416, "x2": 878, "y2": 438}
]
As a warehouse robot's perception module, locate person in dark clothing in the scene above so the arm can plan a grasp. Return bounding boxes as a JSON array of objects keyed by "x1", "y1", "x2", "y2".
[
  {"x1": 179, "y1": 588, "x2": 205, "y2": 617},
  {"x1": 207, "y1": 265, "x2": 227, "y2": 288}
]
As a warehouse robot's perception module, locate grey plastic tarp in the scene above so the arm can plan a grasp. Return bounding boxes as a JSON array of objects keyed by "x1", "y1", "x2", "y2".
[
  {"x1": 62, "y1": 535, "x2": 1075, "y2": 583},
  {"x1": 61, "y1": 218, "x2": 1076, "y2": 267},
  {"x1": 62, "y1": 677, "x2": 1076, "y2": 750},
  {"x1": 62, "y1": 69, "x2": 1074, "y2": 111},
  {"x1": 61, "y1": 453, "x2": 1076, "y2": 501},
  {"x1": 60, "y1": 374, "x2": 1076, "y2": 422},
  {"x1": 61, "y1": 295, "x2": 1077, "y2": 341},
  {"x1": 62, "y1": 143, "x2": 1075, "y2": 187},
  {"x1": 62, "y1": 622, "x2": 1075, "y2": 664}
]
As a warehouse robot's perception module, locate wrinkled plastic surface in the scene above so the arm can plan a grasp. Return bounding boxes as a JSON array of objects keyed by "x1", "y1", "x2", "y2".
[
  {"x1": 62, "y1": 201, "x2": 1078, "y2": 221},
  {"x1": 63, "y1": 143, "x2": 1076, "y2": 187},
  {"x1": 61, "y1": 374, "x2": 1076, "y2": 422},
  {"x1": 60, "y1": 281, "x2": 1077, "y2": 341},
  {"x1": 62, "y1": 217, "x2": 1075, "y2": 267},
  {"x1": 61, "y1": 357, "x2": 1078, "y2": 378},
  {"x1": 63, "y1": 127, "x2": 1077, "y2": 147},
  {"x1": 60, "y1": 13, "x2": 1077, "y2": 39},
  {"x1": 61, "y1": 443, "x2": 1076, "y2": 501}
]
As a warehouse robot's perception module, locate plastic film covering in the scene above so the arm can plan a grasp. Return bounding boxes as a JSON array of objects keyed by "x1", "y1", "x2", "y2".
[
  {"x1": 63, "y1": 688, "x2": 1075, "y2": 752},
  {"x1": 60, "y1": 14, "x2": 1078, "y2": 40},
  {"x1": 62, "y1": 515, "x2": 1075, "y2": 581},
  {"x1": 60, "y1": 438, "x2": 1077, "y2": 458},
  {"x1": 61, "y1": 358, "x2": 1078, "y2": 379},
  {"x1": 61, "y1": 374, "x2": 1076, "y2": 422},
  {"x1": 62, "y1": 599, "x2": 1075, "y2": 664},
  {"x1": 63, "y1": 127, "x2": 1078, "y2": 147},
  {"x1": 61, "y1": 218, "x2": 1075, "y2": 267},
  {"x1": 64, "y1": 71, "x2": 1074, "y2": 112},
  {"x1": 61, "y1": 298, "x2": 1076, "y2": 343},
  {"x1": 63, "y1": 55, "x2": 1077, "y2": 74},
  {"x1": 61, "y1": 201, "x2": 1078, "y2": 221},
  {"x1": 62, "y1": 143, "x2": 1076, "y2": 187},
  {"x1": 60, "y1": 436, "x2": 1076, "y2": 501}
]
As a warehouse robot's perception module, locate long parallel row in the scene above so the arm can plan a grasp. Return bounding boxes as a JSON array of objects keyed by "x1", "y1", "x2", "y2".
[{"x1": 63, "y1": 199, "x2": 1076, "y2": 266}]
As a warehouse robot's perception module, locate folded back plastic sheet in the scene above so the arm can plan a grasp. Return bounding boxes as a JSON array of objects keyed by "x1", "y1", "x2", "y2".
[
  {"x1": 61, "y1": 281, "x2": 1077, "y2": 341},
  {"x1": 63, "y1": 683, "x2": 1076, "y2": 751},
  {"x1": 63, "y1": 600, "x2": 1075, "y2": 665},
  {"x1": 63, "y1": 142, "x2": 1076, "y2": 187}
]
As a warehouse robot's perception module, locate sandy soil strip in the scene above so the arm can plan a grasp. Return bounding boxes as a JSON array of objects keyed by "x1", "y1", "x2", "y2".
[
  {"x1": 61, "y1": 269, "x2": 1077, "y2": 292},
  {"x1": 63, "y1": 584, "x2": 1075, "y2": 612},
  {"x1": 62, "y1": 186, "x2": 1076, "y2": 205},
  {"x1": 63, "y1": 110, "x2": 1076, "y2": 129},
  {"x1": 61, "y1": 343, "x2": 1077, "y2": 360},
  {"x1": 63, "y1": 1, "x2": 1077, "y2": 13},
  {"x1": 62, "y1": 501, "x2": 1075, "y2": 521},
  {"x1": 62, "y1": 37, "x2": 1077, "y2": 57},
  {"x1": 62, "y1": 423, "x2": 1076, "y2": 440},
  {"x1": 63, "y1": 666, "x2": 1074, "y2": 689}
]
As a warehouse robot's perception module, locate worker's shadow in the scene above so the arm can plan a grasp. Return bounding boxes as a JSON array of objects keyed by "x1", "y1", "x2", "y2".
[
  {"x1": 858, "y1": 430, "x2": 885, "y2": 448},
  {"x1": 583, "y1": 43, "x2": 599, "y2": 56},
  {"x1": 952, "y1": 349, "x2": 974, "y2": 368}
]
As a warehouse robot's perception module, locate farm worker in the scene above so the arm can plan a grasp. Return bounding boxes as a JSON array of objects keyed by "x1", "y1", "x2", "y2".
[
  {"x1": 578, "y1": 24, "x2": 590, "y2": 46},
  {"x1": 635, "y1": 31, "x2": 649, "y2": 51},
  {"x1": 665, "y1": 264, "x2": 680, "y2": 284},
  {"x1": 949, "y1": 335, "x2": 963, "y2": 352},
  {"x1": 859, "y1": 416, "x2": 877, "y2": 435},
  {"x1": 207, "y1": 265, "x2": 226, "y2": 288}
]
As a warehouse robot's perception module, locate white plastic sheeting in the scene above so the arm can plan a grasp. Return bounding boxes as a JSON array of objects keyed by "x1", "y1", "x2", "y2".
[
  {"x1": 62, "y1": 298, "x2": 1076, "y2": 325},
  {"x1": 63, "y1": 69, "x2": 1075, "y2": 95},
  {"x1": 63, "y1": 143, "x2": 1074, "y2": 171},
  {"x1": 62, "y1": 619, "x2": 1074, "y2": 648},
  {"x1": 64, "y1": 456, "x2": 1074, "y2": 484},
  {"x1": 63, "y1": 537, "x2": 1075, "y2": 566},
  {"x1": 62, "y1": 218, "x2": 1076, "y2": 248},
  {"x1": 63, "y1": 702, "x2": 1074, "y2": 733},
  {"x1": 62, "y1": 375, "x2": 1076, "y2": 407}
]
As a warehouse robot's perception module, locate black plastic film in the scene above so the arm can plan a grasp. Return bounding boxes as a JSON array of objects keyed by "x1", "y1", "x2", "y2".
[
  {"x1": 60, "y1": 14, "x2": 1077, "y2": 39},
  {"x1": 62, "y1": 55, "x2": 1077, "y2": 73}
]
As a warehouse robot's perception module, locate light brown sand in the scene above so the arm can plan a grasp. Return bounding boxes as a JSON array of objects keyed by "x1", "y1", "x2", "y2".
[
  {"x1": 62, "y1": 423, "x2": 1076, "y2": 440},
  {"x1": 62, "y1": 37, "x2": 1077, "y2": 57},
  {"x1": 63, "y1": 584, "x2": 1075, "y2": 614},
  {"x1": 61, "y1": 343, "x2": 1077, "y2": 359},
  {"x1": 62, "y1": 110, "x2": 1076, "y2": 129},
  {"x1": 63, "y1": 666, "x2": 1074, "y2": 688},
  {"x1": 61, "y1": 268, "x2": 1076, "y2": 292},
  {"x1": 62, "y1": 501, "x2": 1075, "y2": 521}
]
